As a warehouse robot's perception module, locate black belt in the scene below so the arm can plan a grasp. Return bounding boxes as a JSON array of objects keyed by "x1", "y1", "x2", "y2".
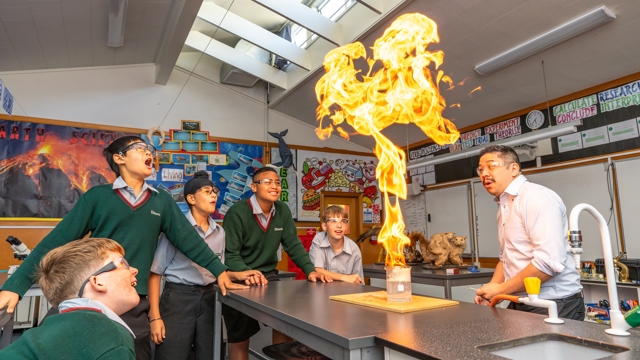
[
  {"x1": 164, "y1": 281, "x2": 214, "y2": 291},
  {"x1": 554, "y1": 292, "x2": 583, "y2": 302}
]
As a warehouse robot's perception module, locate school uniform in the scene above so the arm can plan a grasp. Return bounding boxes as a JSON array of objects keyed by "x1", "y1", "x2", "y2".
[
  {"x1": 150, "y1": 212, "x2": 225, "y2": 360},
  {"x1": 222, "y1": 195, "x2": 315, "y2": 343},
  {"x1": 309, "y1": 231, "x2": 364, "y2": 281},
  {"x1": 0, "y1": 299, "x2": 135, "y2": 360}
]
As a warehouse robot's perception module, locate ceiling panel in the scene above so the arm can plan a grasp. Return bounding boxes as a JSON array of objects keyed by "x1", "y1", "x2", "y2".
[
  {"x1": 0, "y1": 0, "x2": 172, "y2": 71},
  {"x1": 143, "y1": 2, "x2": 171, "y2": 26}
]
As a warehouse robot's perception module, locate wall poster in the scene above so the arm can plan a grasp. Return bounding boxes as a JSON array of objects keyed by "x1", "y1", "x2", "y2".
[
  {"x1": 0, "y1": 119, "x2": 133, "y2": 218},
  {"x1": 296, "y1": 150, "x2": 381, "y2": 223},
  {"x1": 270, "y1": 147, "x2": 297, "y2": 219}
]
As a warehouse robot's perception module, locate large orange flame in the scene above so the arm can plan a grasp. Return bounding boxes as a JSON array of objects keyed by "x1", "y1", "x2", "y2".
[{"x1": 315, "y1": 13, "x2": 459, "y2": 267}]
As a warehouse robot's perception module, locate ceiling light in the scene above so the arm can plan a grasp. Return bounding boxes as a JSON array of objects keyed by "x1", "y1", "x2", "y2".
[
  {"x1": 108, "y1": 0, "x2": 128, "y2": 47},
  {"x1": 406, "y1": 121, "x2": 582, "y2": 170},
  {"x1": 474, "y1": 7, "x2": 615, "y2": 75}
]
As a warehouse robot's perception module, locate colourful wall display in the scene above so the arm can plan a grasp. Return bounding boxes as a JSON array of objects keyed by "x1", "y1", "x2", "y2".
[
  {"x1": 144, "y1": 139, "x2": 263, "y2": 219},
  {"x1": 296, "y1": 150, "x2": 381, "y2": 223},
  {"x1": 0, "y1": 120, "x2": 132, "y2": 218}
]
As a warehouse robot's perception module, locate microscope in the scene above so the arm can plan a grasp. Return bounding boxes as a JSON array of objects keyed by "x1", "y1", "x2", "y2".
[{"x1": 6, "y1": 236, "x2": 31, "y2": 276}]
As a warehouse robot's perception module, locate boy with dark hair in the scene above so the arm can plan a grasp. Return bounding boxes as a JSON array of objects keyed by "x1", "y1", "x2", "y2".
[
  {"x1": 0, "y1": 135, "x2": 247, "y2": 359},
  {"x1": 222, "y1": 166, "x2": 329, "y2": 360},
  {"x1": 148, "y1": 171, "x2": 266, "y2": 360},
  {"x1": 309, "y1": 205, "x2": 364, "y2": 283},
  {"x1": 0, "y1": 238, "x2": 139, "y2": 360}
]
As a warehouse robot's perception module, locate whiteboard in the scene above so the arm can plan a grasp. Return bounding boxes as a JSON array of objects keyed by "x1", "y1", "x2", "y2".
[
  {"x1": 526, "y1": 164, "x2": 617, "y2": 261},
  {"x1": 474, "y1": 163, "x2": 617, "y2": 261},
  {"x1": 399, "y1": 192, "x2": 427, "y2": 234},
  {"x1": 473, "y1": 181, "x2": 500, "y2": 257},
  {"x1": 613, "y1": 157, "x2": 640, "y2": 258},
  {"x1": 424, "y1": 185, "x2": 472, "y2": 253}
]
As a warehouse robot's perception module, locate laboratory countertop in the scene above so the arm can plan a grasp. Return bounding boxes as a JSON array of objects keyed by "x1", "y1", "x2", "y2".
[
  {"x1": 218, "y1": 281, "x2": 640, "y2": 360},
  {"x1": 363, "y1": 264, "x2": 495, "y2": 279}
]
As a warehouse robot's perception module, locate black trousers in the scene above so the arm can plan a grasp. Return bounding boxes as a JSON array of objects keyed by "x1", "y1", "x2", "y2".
[
  {"x1": 44, "y1": 295, "x2": 152, "y2": 360},
  {"x1": 119, "y1": 295, "x2": 152, "y2": 360},
  {"x1": 222, "y1": 270, "x2": 281, "y2": 343},
  {"x1": 154, "y1": 282, "x2": 216, "y2": 360},
  {"x1": 507, "y1": 292, "x2": 585, "y2": 321}
]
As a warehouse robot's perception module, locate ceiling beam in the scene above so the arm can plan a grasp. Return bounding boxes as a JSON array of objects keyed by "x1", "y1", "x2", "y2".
[
  {"x1": 252, "y1": 0, "x2": 343, "y2": 46},
  {"x1": 355, "y1": 0, "x2": 382, "y2": 14},
  {"x1": 155, "y1": 0, "x2": 204, "y2": 85},
  {"x1": 198, "y1": 3, "x2": 311, "y2": 70},
  {"x1": 185, "y1": 31, "x2": 288, "y2": 89}
]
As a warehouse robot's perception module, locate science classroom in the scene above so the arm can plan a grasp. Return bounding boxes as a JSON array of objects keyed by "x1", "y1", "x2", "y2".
[{"x1": 1, "y1": 1, "x2": 640, "y2": 359}]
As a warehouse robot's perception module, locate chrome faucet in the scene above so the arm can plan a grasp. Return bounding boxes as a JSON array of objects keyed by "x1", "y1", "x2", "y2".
[{"x1": 568, "y1": 204, "x2": 632, "y2": 336}]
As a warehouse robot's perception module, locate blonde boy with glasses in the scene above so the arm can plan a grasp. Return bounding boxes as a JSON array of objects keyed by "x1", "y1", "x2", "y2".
[
  {"x1": 0, "y1": 238, "x2": 140, "y2": 360},
  {"x1": 309, "y1": 205, "x2": 364, "y2": 284}
]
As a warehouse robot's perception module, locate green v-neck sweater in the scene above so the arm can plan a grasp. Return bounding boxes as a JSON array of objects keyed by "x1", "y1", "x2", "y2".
[
  {"x1": 2, "y1": 184, "x2": 227, "y2": 297},
  {"x1": 223, "y1": 199, "x2": 315, "y2": 276},
  {"x1": 0, "y1": 310, "x2": 135, "y2": 359}
]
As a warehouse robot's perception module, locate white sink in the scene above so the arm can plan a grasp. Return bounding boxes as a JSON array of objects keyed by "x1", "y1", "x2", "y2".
[{"x1": 477, "y1": 334, "x2": 629, "y2": 360}]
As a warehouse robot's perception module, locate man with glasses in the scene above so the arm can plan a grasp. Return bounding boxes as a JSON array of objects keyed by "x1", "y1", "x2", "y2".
[
  {"x1": 148, "y1": 171, "x2": 265, "y2": 360},
  {"x1": 0, "y1": 238, "x2": 139, "y2": 359},
  {"x1": 474, "y1": 145, "x2": 584, "y2": 321},
  {"x1": 222, "y1": 167, "x2": 328, "y2": 360},
  {"x1": 309, "y1": 205, "x2": 364, "y2": 283}
]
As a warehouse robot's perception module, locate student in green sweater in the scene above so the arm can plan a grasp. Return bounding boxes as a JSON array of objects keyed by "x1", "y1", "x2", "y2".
[
  {"x1": 0, "y1": 238, "x2": 139, "y2": 360},
  {"x1": 0, "y1": 135, "x2": 248, "y2": 360},
  {"x1": 222, "y1": 166, "x2": 330, "y2": 360}
]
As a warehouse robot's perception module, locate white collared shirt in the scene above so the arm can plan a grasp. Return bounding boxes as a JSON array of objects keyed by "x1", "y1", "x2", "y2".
[
  {"x1": 59, "y1": 298, "x2": 135, "y2": 337},
  {"x1": 151, "y1": 212, "x2": 225, "y2": 285},
  {"x1": 495, "y1": 175, "x2": 582, "y2": 299},
  {"x1": 309, "y1": 232, "x2": 364, "y2": 280},
  {"x1": 112, "y1": 176, "x2": 158, "y2": 204},
  {"x1": 249, "y1": 194, "x2": 275, "y2": 228}
]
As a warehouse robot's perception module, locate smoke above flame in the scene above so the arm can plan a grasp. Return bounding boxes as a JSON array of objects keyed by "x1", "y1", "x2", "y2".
[
  {"x1": 315, "y1": 13, "x2": 459, "y2": 267},
  {"x1": 0, "y1": 135, "x2": 115, "y2": 193}
]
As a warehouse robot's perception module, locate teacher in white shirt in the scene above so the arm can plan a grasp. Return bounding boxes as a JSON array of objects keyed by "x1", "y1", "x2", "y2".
[{"x1": 474, "y1": 145, "x2": 584, "y2": 320}]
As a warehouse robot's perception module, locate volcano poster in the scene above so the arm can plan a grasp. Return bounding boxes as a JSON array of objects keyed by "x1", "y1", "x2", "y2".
[{"x1": 0, "y1": 119, "x2": 132, "y2": 218}]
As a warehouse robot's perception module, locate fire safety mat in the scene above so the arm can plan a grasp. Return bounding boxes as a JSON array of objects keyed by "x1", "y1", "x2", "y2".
[{"x1": 329, "y1": 291, "x2": 459, "y2": 313}]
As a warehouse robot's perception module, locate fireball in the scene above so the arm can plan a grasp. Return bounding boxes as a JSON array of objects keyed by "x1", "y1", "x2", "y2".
[{"x1": 315, "y1": 13, "x2": 459, "y2": 267}]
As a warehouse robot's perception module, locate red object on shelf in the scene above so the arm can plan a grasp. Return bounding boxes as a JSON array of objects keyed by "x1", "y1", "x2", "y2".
[{"x1": 288, "y1": 234, "x2": 315, "y2": 280}]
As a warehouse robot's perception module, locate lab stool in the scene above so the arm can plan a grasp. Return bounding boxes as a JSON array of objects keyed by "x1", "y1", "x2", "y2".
[{"x1": 262, "y1": 340, "x2": 330, "y2": 360}]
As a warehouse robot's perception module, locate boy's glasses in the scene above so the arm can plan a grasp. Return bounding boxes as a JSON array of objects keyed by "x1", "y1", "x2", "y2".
[
  {"x1": 253, "y1": 179, "x2": 282, "y2": 187},
  {"x1": 326, "y1": 218, "x2": 349, "y2": 225},
  {"x1": 120, "y1": 142, "x2": 157, "y2": 157},
  {"x1": 476, "y1": 161, "x2": 511, "y2": 176},
  {"x1": 199, "y1": 186, "x2": 219, "y2": 196},
  {"x1": 78, "y1": 257, "x2": 131, "y2": 298}
]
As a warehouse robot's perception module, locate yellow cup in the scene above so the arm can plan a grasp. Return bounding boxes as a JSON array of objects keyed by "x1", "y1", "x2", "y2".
[{"x1": 524, "y1": 277, "x2": 541, "y2": 295}]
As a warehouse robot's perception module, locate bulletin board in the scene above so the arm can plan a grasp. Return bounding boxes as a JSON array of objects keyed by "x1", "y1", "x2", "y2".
[
  {"x1": 399, "y1": 192, "x2": 427, "y2": 234},
  {"x1": 143, "y1": 133, "x2": 264, "y2": 219},
  {"x1": 424, "y1": 184, "x2": 472, "y2": 254}
]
